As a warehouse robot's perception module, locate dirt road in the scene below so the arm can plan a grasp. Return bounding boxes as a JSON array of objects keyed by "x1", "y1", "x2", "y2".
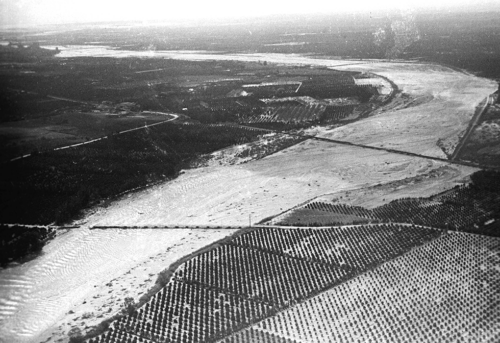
[
  {"x1": 451, "y1": 94, "x2": 494, "y2": 160},
  {"x1": 8, "y1": 112, "x2": 178, "y2": 162}
]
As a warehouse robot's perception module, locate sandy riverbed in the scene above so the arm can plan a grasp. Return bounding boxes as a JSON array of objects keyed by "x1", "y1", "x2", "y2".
[
  {"x1": 0, "y1": 51, "x2": 496, "y2": 343},
  {"x1": 0, "y1": 228, "x2": 235, "y2": 343},
  {"x1": 82, "y1": 54, "x2": 495, "y2": 227}
]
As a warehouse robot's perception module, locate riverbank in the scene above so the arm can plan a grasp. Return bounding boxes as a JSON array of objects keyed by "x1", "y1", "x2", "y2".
[{"x1": 0, "y1": 51, "x2": 496, "y2": 343}]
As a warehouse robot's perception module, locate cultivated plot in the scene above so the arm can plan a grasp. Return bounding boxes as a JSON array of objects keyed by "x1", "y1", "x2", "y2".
[
  {"x1": 86, "y1": 224, "x2": 441, "y2": 343},
  {"x1": 225, "y1": 232, "x2": 500, "y2": 343}
]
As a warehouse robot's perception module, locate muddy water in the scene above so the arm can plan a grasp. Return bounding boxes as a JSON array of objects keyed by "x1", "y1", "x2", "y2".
[{"x1": 0, "y1": 227, "x2": 232, "y2": 342}]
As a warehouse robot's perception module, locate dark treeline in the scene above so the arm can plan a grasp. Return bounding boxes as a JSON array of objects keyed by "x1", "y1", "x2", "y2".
[
  {"x1": 404, "y1": 12, "x2": 500, "y2": 79},
  {"x1": 1, "y1": 122, "x2": 267, "y2": 225},
  {"x1": 0, "y1": 225, "x2": 55, "y2": 266},
  {"x1": 470, "y1": 170, "x2": 500, "y2": 192}
]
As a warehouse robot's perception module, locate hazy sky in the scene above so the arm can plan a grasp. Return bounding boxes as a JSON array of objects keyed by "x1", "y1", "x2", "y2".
[{"x1": 1, "y1": 0, "x2": 498, "y2": 28}]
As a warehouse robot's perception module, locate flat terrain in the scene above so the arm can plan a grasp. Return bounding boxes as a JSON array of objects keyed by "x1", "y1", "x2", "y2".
[
  {"x1": 0, "y1": 111, "x2": 172, "y2": 161},
  {"x1": 1, "y1": 13, "x2": 499, "y2": 342},
  {"x1": 319, "y1": 62, "x2": 495, "y2": 158},
  {"x1": 0, "y1": 228, "x2": 236, "y2": 343},
  {"x1": 87, "y1": 224, "x2": 442, "y2": 343},
  {"x1": 230, "y1": 231, "x2": 500, "y2": 343},
  {"x1": 81, "y1": 54, "x2": 495, "y2": 227},
  {"x1": 459, "y1": 101, "x2": 500, "y2": 167},
  {"x1": 1, "y1": 56, "x2": 376, "y2": 225},
  {"x1": 0, "y1": 53, "x2": 496, "y2": 343},
  {"x1": 83, "y1": 141, "x2": 474, "y2": 227}
]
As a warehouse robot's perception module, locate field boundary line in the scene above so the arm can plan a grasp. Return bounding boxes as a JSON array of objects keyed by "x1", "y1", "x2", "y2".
[
  {"x1": 82, "y1": 226, "x2": 256, "y2": 343},
  {"x1": 213, "y1": 224, "x2": 445, "y2": 343}
]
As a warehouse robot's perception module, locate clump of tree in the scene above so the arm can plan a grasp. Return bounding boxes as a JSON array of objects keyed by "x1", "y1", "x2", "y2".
[
  {"x1": 68, "y1": 328, "x2": 85, "y2": 343},
  {"x1": 0, "y1": 225, "x2": 55, "y2": 266},
  {"x1": 122, "y1": 297, "x2": 136, "y2": 316},
  {"x1": 470, "y1": 170, "x2": 500, "y2": 192}
]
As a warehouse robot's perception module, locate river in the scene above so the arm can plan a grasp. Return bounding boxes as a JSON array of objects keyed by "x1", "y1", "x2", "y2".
[{"x1": 0, "y1": 45, "x2": 496, "y2": 343}]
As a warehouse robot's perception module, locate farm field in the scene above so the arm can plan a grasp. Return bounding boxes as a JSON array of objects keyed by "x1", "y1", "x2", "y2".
[
  {"x1": 319, "y1": 105, "x2": 357, "y2": 124},
  {"x1": 0, "y1": 49, "x2": 497, "y2": 343},
  {"x1": 86, "y1": 224, "x2": 441, "y2": 343},
  {"x1": 242, "y1": 103, "x2": 326, "y2": 125},
  {"x1": 58, "y1": 50, "x2": 494, "y2": 229},
  {"x1": 0, "y1": 10, "x2": 499, "y2": 343},
  {"x1": 70, "y1": 52, "x2": 496, "y2": 343},
  {"x1": 458, "y1": 101, "x2": 500, "y2": 167},
  {"x1": 275, "y1": 170, "x2": 500, "y2": 236},
  {"x1": 109, "y1": 50, "x2": 495, "y2": 158},
  {"x1": 226, "y1": 231, "x2": 500, "y2": 343},
  {"x1": 0, "y1": 227, "x2": 237, "y2": 343},
  {"x1": 1, "y1": 54, "x2": 385, "y2": 226}
]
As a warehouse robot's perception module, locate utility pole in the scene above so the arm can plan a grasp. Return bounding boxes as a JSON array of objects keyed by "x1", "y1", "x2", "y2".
[{"x1": 249, "y1": 214, "x2": 252, "y2": 227}]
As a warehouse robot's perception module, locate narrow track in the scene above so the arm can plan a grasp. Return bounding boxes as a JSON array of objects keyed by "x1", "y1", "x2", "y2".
[
  {"x1": 238, "y1": 123, "x2": 498, "y2": 170},
  {"x1": 8, "y1": 113, "x2": 178, "y2": 162},
  {"x1": 451, "y1": 94, "x2": 494, "y2": 161}
]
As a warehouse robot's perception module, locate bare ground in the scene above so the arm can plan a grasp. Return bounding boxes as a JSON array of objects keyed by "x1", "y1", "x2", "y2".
[
  {"x1": 0, "y1": 54, "x2": 496, "y2": 343},
  {"x1": 83, "y1": 140, "x2": 462, "y2": 227},
  {"x1": 0, "y1": 228, "x2": 235, "y2": 343}
]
